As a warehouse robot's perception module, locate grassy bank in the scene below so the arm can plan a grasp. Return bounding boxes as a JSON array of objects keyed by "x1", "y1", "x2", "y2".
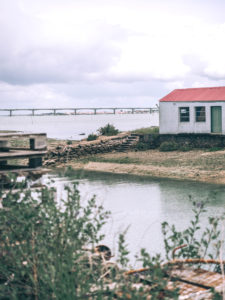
[{"x1": 66, "y1": 148, "x2": 225, "y2": 185}]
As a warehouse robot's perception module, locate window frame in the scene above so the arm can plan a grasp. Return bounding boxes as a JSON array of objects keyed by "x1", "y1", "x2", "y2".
[
  {"x1": 179, "y1": 107, "x2": 190, "y2": 122},
  {"x1": 195, "y1": 106, "x2": 206, "y2": 122}
]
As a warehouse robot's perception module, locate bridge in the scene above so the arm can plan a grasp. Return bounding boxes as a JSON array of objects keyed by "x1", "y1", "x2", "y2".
[{"x1": 0, "y1": 107, "x2": 158, "y2": 117}]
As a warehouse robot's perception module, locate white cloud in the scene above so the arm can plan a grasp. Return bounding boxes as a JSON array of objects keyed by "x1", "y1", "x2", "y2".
[{"x1": 1, "y1": 0, "x2": 225, "y2": 108}]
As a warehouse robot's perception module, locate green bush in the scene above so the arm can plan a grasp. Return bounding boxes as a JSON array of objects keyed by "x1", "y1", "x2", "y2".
[
  {"x1": 87, "y1": 133, "x2": 98, "y2": 141},
  {"x1": 132, "y1": 126, "x2": 159, "y2": 135},
  {"x1": 98, "y1": 123, "x2": 119, "y2": 136},
  {"x1": 0, "y1": 181, "x2": 110, "y2": 299},
  {"x1": 0, "y1": 176, "x2": 223, "y2": 299},
  {"x1": 135, "y1": 141, "x2": 149, "y2": 151},
  {"x1": 179, "y1": 144, "x2": 193, "y2": 152},
  {"x1": 159, "y1": 141, "x2": 179, "y2": 151}
]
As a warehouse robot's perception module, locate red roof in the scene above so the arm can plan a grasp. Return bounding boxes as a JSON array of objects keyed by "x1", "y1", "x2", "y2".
[{"x1": 160, "y1": 87, "x2": 225, "y2": 102}]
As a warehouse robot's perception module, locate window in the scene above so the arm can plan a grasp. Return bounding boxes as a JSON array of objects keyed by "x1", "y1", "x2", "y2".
[
  {"x1": 195, "y1": 106, "x2": 206, "y2": 122},
  {"x1": 179, "y1": 107, "x2": 189, "y2": 122}
]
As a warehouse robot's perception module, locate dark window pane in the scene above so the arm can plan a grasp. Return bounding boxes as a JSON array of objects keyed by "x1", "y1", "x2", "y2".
[
  {"x1": 179, "y1": 107, "x2": 189, "y2": 122},
  {"x1": 195, "y1": 106, "x2": 206, "y2": 122}
]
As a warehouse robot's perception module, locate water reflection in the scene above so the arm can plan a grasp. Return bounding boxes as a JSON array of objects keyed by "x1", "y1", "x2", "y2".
[{"x1": 41, "y1": 170, "x2": 225, "y2": 263}]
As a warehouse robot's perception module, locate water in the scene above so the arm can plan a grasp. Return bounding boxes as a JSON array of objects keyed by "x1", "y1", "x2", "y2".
[
  {"x1": 2, "y1": 112, "x2": 224, "y2": 264},
  {"x1": 40, "y1": 170, "x2": 225, "y2": 264},
  {"x1": 0, "y1": 113, "x2": 159, "y2": 140}
]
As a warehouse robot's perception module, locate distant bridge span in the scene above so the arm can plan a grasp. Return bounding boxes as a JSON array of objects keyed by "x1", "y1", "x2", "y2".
[{"x1": 0, "y1": 107, "x2": 159, "y2": 117}]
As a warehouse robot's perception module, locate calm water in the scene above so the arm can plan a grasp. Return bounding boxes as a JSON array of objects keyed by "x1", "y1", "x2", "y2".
[
  {"x1": 40, "y1": 170, "x2": 225, "y2": 264},
  {"x1": 0, "y1": 113, "x2": 159, "y2": 140},
  {"x1": 2, "y1": 112, "x2": 224, "y2": 263}
]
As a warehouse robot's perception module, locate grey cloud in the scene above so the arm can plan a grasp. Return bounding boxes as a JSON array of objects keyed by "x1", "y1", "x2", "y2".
[
  {"x1": 0, "y1": 1, "x2": 126, "y2": 85},
  {"x1": 183, "y1": 54, "x2": 225, "y2": 81}
]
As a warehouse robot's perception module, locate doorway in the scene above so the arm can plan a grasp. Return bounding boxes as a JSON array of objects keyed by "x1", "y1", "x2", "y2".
[{"x1": 211, "y1": 106, "x2": 222, "y2": 133}]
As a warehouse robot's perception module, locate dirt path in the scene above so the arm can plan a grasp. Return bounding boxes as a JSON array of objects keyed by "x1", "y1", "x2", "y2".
[{"x1": 63, "y1": 149, "x2": 225, "y2": 184}]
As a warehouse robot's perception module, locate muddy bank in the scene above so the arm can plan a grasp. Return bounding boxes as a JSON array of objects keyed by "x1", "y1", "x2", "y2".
[{"x1": 62, "y1": 149, "x2": 225, "y2": 185}]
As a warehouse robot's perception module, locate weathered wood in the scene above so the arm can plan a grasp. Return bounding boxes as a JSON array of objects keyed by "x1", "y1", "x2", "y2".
[
  {"x1": 0, "y1": 133, "x2": 46, "y2": 138},
  {"x1": 0, "y1": 150, "x2": 47, "y2": 160},
  {"x1": 30, "y1": 136, "x2": 47, "y2": 150},
  {"x1": 0, "y1": 132, "x2": 47, "y2": 171}
]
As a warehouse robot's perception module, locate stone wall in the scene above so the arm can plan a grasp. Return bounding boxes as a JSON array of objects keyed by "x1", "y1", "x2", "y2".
[
  {"x1": 44, "y1": 134, "x2": 129, "y2": 166},
  {"x1": 139, "y1": 133, "x2": 225, "y2": 149}
]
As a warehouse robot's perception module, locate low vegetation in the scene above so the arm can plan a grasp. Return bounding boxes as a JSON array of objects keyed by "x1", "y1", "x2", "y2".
[
  {"x1": 87, "y1": 133, "x2": 98, "y2": 141},
  {"x1": 0, "y1": 175, "x2": 224, "y2": 298},
  {"x1": 98, "y1": 123, "x2": 119, "y2": 136},
  {"x1": 132, "y1": 126, "x2": 159, "y2": 135},
  {"x1": 159, "y1": 141, "x2": 179, "y2": 152}
]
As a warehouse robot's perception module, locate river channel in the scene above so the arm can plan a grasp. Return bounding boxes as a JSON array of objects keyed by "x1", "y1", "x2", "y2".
[{"x1": 40, "y1": 169, "x2": 225, "y2": 265}]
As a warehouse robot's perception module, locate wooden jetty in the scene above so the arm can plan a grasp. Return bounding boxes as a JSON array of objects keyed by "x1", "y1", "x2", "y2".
[
  {"x1": 125, "y1": 264, "x2": 225, "y2": 299},
  {"x1": 0, "y1": 107, "x2": 159, "y2": 116},
  {"x1": 0, "y1": 132, "x2": 47, "y2": 171}
]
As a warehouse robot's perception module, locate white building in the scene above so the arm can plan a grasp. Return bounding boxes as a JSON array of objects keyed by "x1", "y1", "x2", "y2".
[{"x1": 159, "y1": 87, "x2": 225, "y2": 134}]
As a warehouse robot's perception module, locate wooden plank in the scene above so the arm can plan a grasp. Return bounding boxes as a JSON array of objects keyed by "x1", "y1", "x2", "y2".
[
  {"x1": 0, "y1": 150, "x2": 47, "y2": 160},
  {"x1": 0, "y1": 132, "x2": 46, "y2": 138}
]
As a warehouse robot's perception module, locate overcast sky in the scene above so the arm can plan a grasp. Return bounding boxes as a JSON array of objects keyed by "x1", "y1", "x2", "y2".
[{"x1": 1, "y1": 0, "x2": 225, "y2": 108}]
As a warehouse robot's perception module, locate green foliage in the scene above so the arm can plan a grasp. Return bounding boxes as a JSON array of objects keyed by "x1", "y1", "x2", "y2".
[
  {"x1": 206, "y1": 147, "x2": 224, "y2": 152},
  {"x1": 159, "y1": 141, "x2": 179, "y2": 152},
  {"x1": 135, "y1": 142, "x2": 149, "y2": 151},
  {"x1": 137, "y1": 249, "x2": 179, "y2": 299},
  {"x1": 179, "y1": 144, "x2": 193, "y2": 151},
  {"x1": 87, "y1": 133, "x2": 98, "y2": 141},
  {"x1": 132, "y1": 126, "x2": 159, "y2": 135},
  {"x1": 162, "y1": 201, "x2": 222, "y2": 262},
  {"x1": 66, "y1": 140, "x2": 72, "y2": 145},
  {"x1": 0, "y1": 176, "x2": 224, "y2": 299},
  {"x1": 0, "y1": 180, "x2": 110, "y2": 299},
  {"x1": 117, "y1": 231, "x2": 130, "y2": 268},
  {"x1": 98, "y1": 123, "x2": 119, "y2": 136}
]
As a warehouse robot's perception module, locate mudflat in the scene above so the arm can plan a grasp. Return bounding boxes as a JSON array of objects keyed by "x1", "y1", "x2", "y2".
[{"x1": 66, "y1": 149, "x2": 225, "y2": 184}]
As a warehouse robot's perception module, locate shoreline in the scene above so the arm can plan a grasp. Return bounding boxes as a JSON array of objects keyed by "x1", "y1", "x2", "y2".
[{"x1": 54, "y1": 148, "x2": 225, "y2": 185}]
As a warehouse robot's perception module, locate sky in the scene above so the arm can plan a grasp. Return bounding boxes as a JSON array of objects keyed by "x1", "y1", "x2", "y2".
[{"x1": 1, "y1": 0, "x2": 225, "y2": 108}]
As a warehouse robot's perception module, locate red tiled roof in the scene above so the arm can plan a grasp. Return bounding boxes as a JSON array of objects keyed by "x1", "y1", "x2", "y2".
[{"x1": 160, "y1": 87, "x2": 225, "y2": 102}]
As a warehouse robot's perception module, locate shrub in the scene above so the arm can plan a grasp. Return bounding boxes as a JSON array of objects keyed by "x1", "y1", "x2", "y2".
[
  {"x1": 87, "y1": 133, "x2": 98, "y2": 141},
  {"x1": 0, "y1": 181, "x2": 110, "y2": 299},
  {"x1": 132, "y1": 126, "x2": 159, "y2": 135},
  {"x1": 159, "y1": 141, "x2": 178, "y2": 151},
  {"x1": 162, "y1": 201, "x2": 222, "y2": 262},
  {"x1": 135, "y1": 141, "x2": 149, "y2": 151},
  {"x1": 0, "y1": 177, "x2": 224, "y2": 299},
  {"x1": 98, "y1": 123, "x2": 119, "y2": 136},
  {"x1": 179, "y1": 144, "x2": 193, "y2": 151}
]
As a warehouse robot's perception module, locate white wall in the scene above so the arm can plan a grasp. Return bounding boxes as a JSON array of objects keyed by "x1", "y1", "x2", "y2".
[{"x1": 159, "y1": 101, "x2": 225, "y2": 134}]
